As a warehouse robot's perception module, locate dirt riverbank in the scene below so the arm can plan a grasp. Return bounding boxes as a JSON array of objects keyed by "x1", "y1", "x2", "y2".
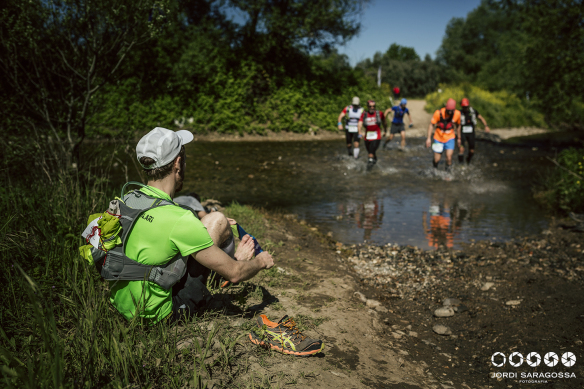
[{"x1": 196, "y1": 208, "x2": 584, "y2": 388}]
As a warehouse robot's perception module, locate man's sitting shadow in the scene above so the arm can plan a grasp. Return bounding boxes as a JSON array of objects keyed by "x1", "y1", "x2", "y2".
[{"x1": 205, "y1": 278, "x2": 279, "y2": 319}]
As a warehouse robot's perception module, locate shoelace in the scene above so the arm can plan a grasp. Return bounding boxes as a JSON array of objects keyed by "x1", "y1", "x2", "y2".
[{"x1": 281, "y1": 318, "x2": 306, "y2": 342}]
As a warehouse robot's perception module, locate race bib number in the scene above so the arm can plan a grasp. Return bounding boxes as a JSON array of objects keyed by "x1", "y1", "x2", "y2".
[
  {"x1": 462, "y1": 125, "x2": 473, "y2": 133},
  {"x1": 432, "y1": 142, "x2": 444, "y2": 153},
  {"x1": 347, "y1": 125, "x2": 358, "y2": 133},
  {"x1": 366, "y1": 131, "x2": 378, "y2": 140}
]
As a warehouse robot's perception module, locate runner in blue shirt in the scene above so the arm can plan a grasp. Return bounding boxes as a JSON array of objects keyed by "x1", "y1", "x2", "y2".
[{"x1": 384, "y1": 98, "x2": 413, "y2": 151}]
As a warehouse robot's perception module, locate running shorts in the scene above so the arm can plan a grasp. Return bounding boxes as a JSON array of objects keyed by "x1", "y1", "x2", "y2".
[
  {"x1": 431, "y1": 138, "x2": 455, "y2": 153},
  {"x1": 390, "y1": 123, "x2": 405, "y2": 134},
  {"x1": 345, "y1": 130, "x2": 360, "y2": 144},
  {"x1": 365, "y1": 139, "x2": 381, "y2": 155},
  {"x1": 461, "y1": 132, "x2": 476, "y2": 150}
]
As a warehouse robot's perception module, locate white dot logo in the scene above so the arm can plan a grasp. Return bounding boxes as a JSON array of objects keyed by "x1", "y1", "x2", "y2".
[
  {"x1": 526, "y1": 352, "x2": 541, "y2": 367},
  {"x1": 491, "y1": 352, "x2": 506, "y2": 367},
  {"x1": 561, "y1": 352, "x2": 576, "y2": 367},
  {"x1": 544, "y1": 352, "x2": 559, "y2": 367},
  {"x1": 509, "y1": 352, "x2": 524, "y2": 367}
]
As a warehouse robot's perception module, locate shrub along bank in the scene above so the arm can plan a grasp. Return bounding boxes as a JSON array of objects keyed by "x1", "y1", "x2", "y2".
[
  {"x1": 533, "y1": 147, "x2": 584, "y2": 214},
  {"x1": 424, "y1": 84, "x2": 547, "y2": 129}
]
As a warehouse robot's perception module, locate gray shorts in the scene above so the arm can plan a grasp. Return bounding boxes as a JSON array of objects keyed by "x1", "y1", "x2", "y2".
[{"x1": 390, "y1": 123, "x2": 405, "y2": 134}]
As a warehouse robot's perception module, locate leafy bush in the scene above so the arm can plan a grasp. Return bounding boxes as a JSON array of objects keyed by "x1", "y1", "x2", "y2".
[
  {"x1": 87, "y1": 60, "x2": 389, "y2": 136},
  {"x1": 534, "y1": 148, "x2": 584, "y2": 213},
  {"x1": 425, "y1": 84, "x2": 547, "y2": 129}
]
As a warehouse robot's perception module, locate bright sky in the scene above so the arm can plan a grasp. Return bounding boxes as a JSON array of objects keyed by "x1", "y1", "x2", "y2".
[{"x1": 339, "y1": 0, "x2": 483, "y2": 66}]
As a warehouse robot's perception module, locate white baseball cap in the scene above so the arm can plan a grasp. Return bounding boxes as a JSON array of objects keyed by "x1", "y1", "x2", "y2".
[
  {"x1": 136, "y1": 127, "x2": 194, "y2": 169},
  {"x1": 352, "y1": 96, "x2": 360, "y2": 105}
]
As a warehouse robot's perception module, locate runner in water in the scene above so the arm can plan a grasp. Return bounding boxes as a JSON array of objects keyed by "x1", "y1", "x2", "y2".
[
  {"x1": 426, "y1": 98, "x2": 461, "y2": 172},
  {"x1": 384, "y1": 98, "x2": 413, "y2": 151},
  {"x1": 358, "y1": 100, "x2": 387, "y2": 171},
  {"x1": 338, "y1": 96, "x2": 363, "y2": 158},
  {"x1": 392, "y1": 86, "x2": 401, "y2": 106},
  {"x1": 457, "y1": 98, "x2": 490, "y2": 164}
]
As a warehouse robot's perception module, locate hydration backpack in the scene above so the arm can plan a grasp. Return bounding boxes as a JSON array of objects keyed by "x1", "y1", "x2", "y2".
[
  {"x1": 363, "y1": 110, "x2": 382, "y2": 128},
  {"x1": 436, "y1": 109, "x2": 454, "y2": 132},
  {"x1": 79, "y1": 182, "x2": 188, "y2": 290}
]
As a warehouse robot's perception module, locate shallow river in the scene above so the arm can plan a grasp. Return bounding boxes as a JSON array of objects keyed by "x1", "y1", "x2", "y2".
[{"x1": 120, "y1": 137, "x2": 550, "y2": 249}]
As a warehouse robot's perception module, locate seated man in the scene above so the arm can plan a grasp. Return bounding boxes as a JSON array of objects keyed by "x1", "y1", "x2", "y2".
[{"x1": 105, "y1": 127, "x2": 323, "y2": 356}]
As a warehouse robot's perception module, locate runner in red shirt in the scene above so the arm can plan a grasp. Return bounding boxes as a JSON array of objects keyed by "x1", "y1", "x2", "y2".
[{"x1": 358, "y1": 100, "x2": 387, "y2": 171}]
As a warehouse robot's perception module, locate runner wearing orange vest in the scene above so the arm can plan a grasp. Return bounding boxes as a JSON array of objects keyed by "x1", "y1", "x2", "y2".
[{"x1": 426, "y1": 98, "x2": 461, "y2": 172}]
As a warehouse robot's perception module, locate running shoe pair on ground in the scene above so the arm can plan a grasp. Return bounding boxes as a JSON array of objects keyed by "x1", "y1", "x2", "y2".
[{"x1": 248, "y1": 314, "x2": 325, "y2": 357}]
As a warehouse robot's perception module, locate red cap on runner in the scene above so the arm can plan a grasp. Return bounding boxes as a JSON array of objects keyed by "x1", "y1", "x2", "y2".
[
  {"x1": 393, "y1": 87, "x2": 400, "y2": 94},
  {"x1": 446, "y1": 98, "x2": 456, "y2": 110},
  {"x1": 461, "y1": 98, "x2": 470, "y2": 107}
]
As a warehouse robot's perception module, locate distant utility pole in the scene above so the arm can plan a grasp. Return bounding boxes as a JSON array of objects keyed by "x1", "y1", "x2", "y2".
[{"x1": 377, "y1": 66, "x2": 381, "y2": 87}]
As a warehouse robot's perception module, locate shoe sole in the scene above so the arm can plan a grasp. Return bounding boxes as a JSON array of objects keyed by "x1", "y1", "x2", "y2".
[{"x1": 248, "y1": 333, "x2": 324, "y2": 357}]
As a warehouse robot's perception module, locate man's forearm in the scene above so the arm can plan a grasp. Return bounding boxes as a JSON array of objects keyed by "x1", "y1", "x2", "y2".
[
  {"x1": 229, "y1": 256, "x2": 267, "y2": 283},
  {"x1": 427, "y1": 124, "x2": 434, "y2": 139},
  {"x1": 193, "y1": 245, "x2": 269, "y2": 284}
]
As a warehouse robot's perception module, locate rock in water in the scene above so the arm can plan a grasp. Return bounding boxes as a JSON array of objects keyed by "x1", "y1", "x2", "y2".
[
  {"x1": 433, "y1": 324, "x2": 452, "y2": 336},
  {"x1": 434, "y1": 307, "x2": 455, "y2": 317}
]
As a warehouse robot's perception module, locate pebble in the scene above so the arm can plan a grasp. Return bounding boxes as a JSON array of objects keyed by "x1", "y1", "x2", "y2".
[
  {"x1": 409, "y1": 331, "x2": 419, "y2": 337},
  {"x1": 481, "y1": 282, "x2": 495, "y2": 291},
  {"x1": 434, "y1": 307, "x2": 455, "y2": 318},
  {"x1": 375, "y1": 305, "x2": 389, "y2": 313},
  {"x1": 354, "y1": 291, "x2": 367, "y2": 303},
  {"x1": 443, "y1": 298, "x2": 461, "y2": 306},
  {"x1": 366, "y1": 299, "x2": 382, "y2": 308},
  {"x1": 330, "y1": 371, "x2": 348, "y2": 378},
  {"x1": 433, "y1": 324, "x2": 452, "y2": 336},
  {"x1": 506, "y1": 300, "x2": 522, "y2": 306}
]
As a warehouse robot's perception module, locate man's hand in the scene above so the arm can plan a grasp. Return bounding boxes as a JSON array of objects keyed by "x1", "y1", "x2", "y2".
[
  {"x1": 257, "y1": 251, "x2": 274, "y2": 269},
  {"x1": 485, "y1": 125, "x2": 490, "y2": 133},
  {"x1": 337, "y1": 124, "x2": 343, "y2": 131},
  {"x1": 425, "y1": 138, "x2": 432, "y2": 148}
]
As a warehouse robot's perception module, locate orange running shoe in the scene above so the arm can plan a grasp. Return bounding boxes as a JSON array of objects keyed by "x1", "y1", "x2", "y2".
[{"x1": 248, "y1": 314, "x2": 324, "y2": 357}]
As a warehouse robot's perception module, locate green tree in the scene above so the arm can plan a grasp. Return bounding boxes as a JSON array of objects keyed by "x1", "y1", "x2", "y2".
[
  {"x1": 517, "y1": 0, "x2": 584, "y2": 126},
  {"x1": 0, "y1": 0, "x2": 169, "y2": 171},
  {"x1": 229, "y1": 0, "x2": 366, "y2": 80},
  {"x1": 386, "y1": 43, "x2": 420, "y2": 62}
]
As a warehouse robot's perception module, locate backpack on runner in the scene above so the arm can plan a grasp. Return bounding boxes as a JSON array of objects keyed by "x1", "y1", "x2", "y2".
[
  {"x1": 79, "y1": 181, "x2": 187, "y2": 290},
  {"x1": 363, "y1": 110, "x2": 382, "y2": 128}
]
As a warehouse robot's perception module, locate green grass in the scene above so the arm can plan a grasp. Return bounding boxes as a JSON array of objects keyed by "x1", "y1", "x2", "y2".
[{"x1": 0, "y1": 168, "x2": 294, "y2": 388}]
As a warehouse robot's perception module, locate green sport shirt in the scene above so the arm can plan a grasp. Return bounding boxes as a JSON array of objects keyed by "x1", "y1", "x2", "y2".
[{"x1": 109, "y1": 186, "x2": 214, "y2": 324}]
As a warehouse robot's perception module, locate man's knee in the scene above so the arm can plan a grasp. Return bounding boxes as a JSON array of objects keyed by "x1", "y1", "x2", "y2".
[{"x1": 200, "y1": 212, "x2": 231, "y2": 245}]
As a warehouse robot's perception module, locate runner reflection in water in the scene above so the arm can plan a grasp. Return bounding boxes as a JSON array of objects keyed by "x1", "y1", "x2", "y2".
[
  {"x1": 422, "y1": 198, "x2": 460, "y2": 248},
  {"x1": 355, "y1": 198, "x2": 384, "y2": 242}
]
